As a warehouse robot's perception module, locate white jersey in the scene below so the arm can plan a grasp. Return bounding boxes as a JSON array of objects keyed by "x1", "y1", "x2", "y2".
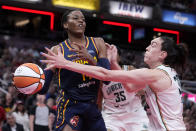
[
  {"x1": 102, "y1": 81, "x2": 149, "y2": 131},
  {"x1": 102, "y1": 81, "x2": 130, "y2": 114},
  {"x1": 144, "y1": 65, "x2": 186, "y2": 131}
]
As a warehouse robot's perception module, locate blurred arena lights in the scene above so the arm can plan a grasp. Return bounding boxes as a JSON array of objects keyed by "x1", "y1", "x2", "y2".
[
  {"x1": 153, "y1": 28, "x2": 180, "y2": 44},
  {"x1": 1, "y1": 5, "x2": 54, "y2": 30},
  {"x1": 103, "y1": 21, "x2": 132, "y2": 43}
]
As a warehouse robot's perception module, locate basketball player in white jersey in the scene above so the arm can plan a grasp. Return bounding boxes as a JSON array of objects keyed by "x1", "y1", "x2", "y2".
[
  {"x1": 101, "y1": 45, "x2": 149, "y2": 131},
  {"x1": 41, "y1": 36, "x2": 188, "y2": 131}
]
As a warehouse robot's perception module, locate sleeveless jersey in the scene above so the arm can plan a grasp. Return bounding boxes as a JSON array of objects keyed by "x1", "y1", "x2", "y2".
[
  {"x1": 144, "y1": 65, "x2": 186, "y2": 131},
  {"x1": 58, "y1": 37, "x2": 100, "y2": 101},
  {"x1": 102, "y1": 81, "x2": 144, "y2": 114}
]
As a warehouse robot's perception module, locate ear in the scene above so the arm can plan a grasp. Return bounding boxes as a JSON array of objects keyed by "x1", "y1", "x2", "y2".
[
  {"x1": 63, "y1": 23, "x2": 68, "y2": 29},
  {"x1": 160, "y1": 51, "x2": 167, "y2": 60}
]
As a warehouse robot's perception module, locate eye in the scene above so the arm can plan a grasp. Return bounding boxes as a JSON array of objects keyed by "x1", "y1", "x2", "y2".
[
  {"x1": 151, "y1": 42, "x2": 157, "y2": 47},
  {"x1": 73, "y1": 17, "x2": 78, "y2": 20}
]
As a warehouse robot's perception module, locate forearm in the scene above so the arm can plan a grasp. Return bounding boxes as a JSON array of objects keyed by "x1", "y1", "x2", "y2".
[
  {"x1": 63, "y1": 60, "x2": 109, "y2": 81},
  {"x1": 110, "y1": 61, "x2": 121, "y2": 70},
  {"x1": 29, "y1": 116, "x2": 34, "y2": 131},
  {"x1": 48, "y1": 114, "x2": 54, "y2": 131},
  {"x1": 62, "y1": 61, "x2": 150, "y2": 84},
  {"x1": 41, "y1": 47, "x2": 157, "y2": 85},
  {"x1": 122, "y1": 83, "x2": 146, "y2": 93}
]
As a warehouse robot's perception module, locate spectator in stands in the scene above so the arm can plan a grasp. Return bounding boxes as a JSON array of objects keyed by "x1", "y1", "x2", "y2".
[
  {"x1": 182, "y1": 93, "x2": 193, "y2": 110},
  {"x1": 29, "y1": 94, "x2": 53, "y2": 131},
  {"x1": 45, "y1": 85, "x2": 57, "y2": 101},
  {"x1": 0, "y1": 106, "x2": 6, "y2": 131},
  {"x1": 3, "y1": 93, "x2": 15, "y2": 113},
  {"x1": 46, "y1": 98, "x2": 56, "y2": 114},
  {"x1": 25, "y1": 95, "x2": 37, "y2": 114},
  {"x1": 2, "y1": 112, "x2": 24, "y2": 131},
  {"x1": 7, "y1": 86, "x2": 18, "y2": 100},
  {"x1": 46, "y1": 98, "x2": 56, "y2": 131},
  {"x1": 13, "y1": 100, "x2": 30, "y2": 131}
]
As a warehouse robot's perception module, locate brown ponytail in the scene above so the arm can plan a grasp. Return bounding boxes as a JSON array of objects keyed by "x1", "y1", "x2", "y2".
[{"x1": 160, "y1": 36, "x2": 188, "y2": 71}]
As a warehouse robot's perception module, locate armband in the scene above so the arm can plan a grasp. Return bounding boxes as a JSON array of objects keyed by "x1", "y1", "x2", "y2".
[
  {"x1": 97, "y1": 58, "x2": 110, "y2": 85},
  {"x1": 96, "y1": 58, "x2": 110, "y2": 70}
]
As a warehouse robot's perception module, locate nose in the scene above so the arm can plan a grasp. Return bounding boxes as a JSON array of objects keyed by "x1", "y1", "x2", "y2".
[
  {"x1": 78, "y1": 18, "x2": 84, "y2": 23},
  {"x1": 146, "y1": 45, "x2": 150, "y2": 51}
]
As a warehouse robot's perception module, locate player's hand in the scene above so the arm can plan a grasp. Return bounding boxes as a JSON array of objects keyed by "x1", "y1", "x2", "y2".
[
  {"x1": 40, "y1": 47, "x2": 68, "y2": 70},
  {"x1": 69, "y1": 42, "x2": 97, "y2": 65},
  {"x1": 105, "y1": 43, "x2": 112, "y2": 63},
  {"x1": 107, "y1": 44, "x2": 118, "y2": 64}
]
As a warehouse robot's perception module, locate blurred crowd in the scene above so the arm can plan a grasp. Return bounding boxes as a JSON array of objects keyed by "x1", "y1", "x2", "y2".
[{"x1": 0, "y1": 37, "x2": 195, "y2": 131}]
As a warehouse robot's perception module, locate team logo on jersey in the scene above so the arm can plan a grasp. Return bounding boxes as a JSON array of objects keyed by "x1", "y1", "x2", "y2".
[{"x1": 70, "y1": 116, "x2": 79, "y2": 127}]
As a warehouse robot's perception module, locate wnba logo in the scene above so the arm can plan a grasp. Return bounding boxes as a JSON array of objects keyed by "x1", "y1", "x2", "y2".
[{"x1": 70, "y1": 116, "x2": 79, "y2": 127}]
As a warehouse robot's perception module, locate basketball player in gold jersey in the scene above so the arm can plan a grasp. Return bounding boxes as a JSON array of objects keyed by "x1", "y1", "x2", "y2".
[{"x1": 40, "y1": 10, "x2": 110, "y2": 131}]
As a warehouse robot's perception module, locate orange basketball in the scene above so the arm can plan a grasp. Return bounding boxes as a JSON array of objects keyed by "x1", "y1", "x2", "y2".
[{"x1": 13, "y1": 63, "x2": 45, "y2": 94}]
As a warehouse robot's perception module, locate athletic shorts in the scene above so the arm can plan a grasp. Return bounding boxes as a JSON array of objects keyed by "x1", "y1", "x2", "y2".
[
  {"x1": 55, "y1": 95, "x2": 107, "y2": 131},
  {"x1": 102, "y1": 109, "x2": 148, "y2": 131}
]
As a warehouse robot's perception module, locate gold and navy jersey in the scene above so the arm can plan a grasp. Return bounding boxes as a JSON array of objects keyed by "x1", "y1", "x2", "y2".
[{"x1": 58, "y1": 37, "x2": 100, "y2": 101}]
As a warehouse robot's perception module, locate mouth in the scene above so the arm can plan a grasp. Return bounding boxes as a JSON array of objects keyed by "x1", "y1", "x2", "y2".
[
  {"x1": 144, "y1": 52, "x2": 148, "y2": 57},
  {"x1": 78, "y1": 24, "x2": 84, "y2": 28}
]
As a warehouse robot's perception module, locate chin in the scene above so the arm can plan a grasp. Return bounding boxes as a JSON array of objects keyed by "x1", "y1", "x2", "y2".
[
  {"x1": 144, "y1": 58, "x2": 149, "y2": 65},
  {"x1": 74, "y1": 30, "x2": 85, "y2": 35}
]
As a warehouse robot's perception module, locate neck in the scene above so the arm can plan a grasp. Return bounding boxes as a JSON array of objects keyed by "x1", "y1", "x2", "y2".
[
  {"x1": 68, "y1": 34, "x2": 86, "y2": 45},
  {"x1": 149, "y1": 62, "x2": 162, "y2": 69},
  {"x1": 37, "y1": 102, "x2": 45, "y2": 106},
  {"x1": 10, "y1": 124, "x2": 16, "y2": 127}
]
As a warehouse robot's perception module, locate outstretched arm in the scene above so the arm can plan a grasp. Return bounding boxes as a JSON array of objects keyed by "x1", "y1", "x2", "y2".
[
  {"x1": 41, "y1": 47, "x2": 158, "y2": 85},
  {"x1": 38, "y1": 45, "x2": 59, "y2": 94}
]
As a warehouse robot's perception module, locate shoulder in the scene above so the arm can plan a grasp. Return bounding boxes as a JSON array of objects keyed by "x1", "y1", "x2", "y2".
[
  {"x1": 145, "y1": 68, "x2": 172, "y2": 91},
  {"x1": 12, "y1": 111, "x2": 17, "y2": 116},
  {"x1": 93, "y1": 37, "x2": 105, "y2": 45},
  {"x1": 29, "y1": 105, "x2": 37, "y2": 113},
  {"x1": 93, "y1": 37, "x2": 106, "y2": 51},
  {"x1": 16, "y1": 123, "x2": 24, "y2": 130},
  {"x1": 2, "y1": 124, "x2": 10, "y2": 130},
  {"x1": 138, "y1": 68, "x2": 164, "y2": 76},
  {"x1": 50, "y1": 45, "x2": 61, "y2": 55},
  {"x1": 46, "y1": 105, "x2": 50, "y2": 110},
  {"x1": 16, "y1": 123, "x2": 23, "y2": 127}
]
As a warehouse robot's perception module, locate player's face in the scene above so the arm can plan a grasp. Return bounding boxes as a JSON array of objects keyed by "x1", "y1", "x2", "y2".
[
  {"x1": 144, "y1": 37, "x2": 164, "y2": 66},
  {"x1": 64, "y1": 11, "x2": 86, "y2": 35}
]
